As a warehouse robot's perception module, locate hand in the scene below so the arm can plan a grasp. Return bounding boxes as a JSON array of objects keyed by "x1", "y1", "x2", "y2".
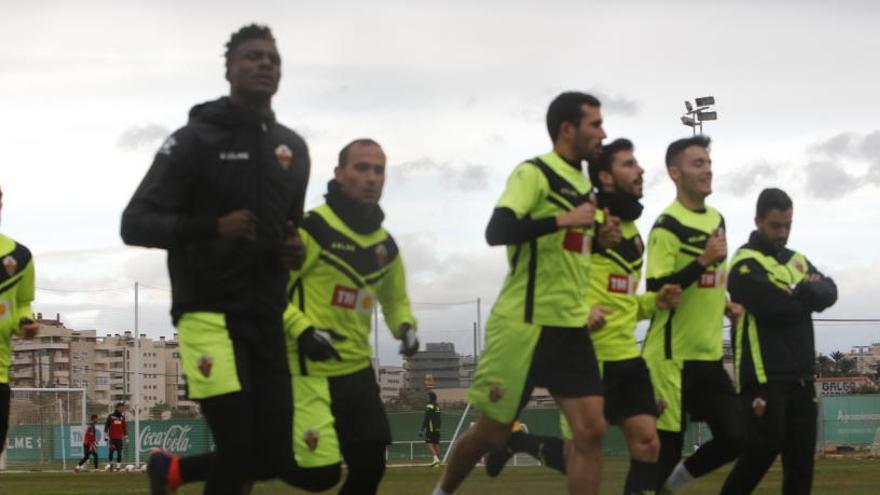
[
  {"x1": 418, "y1": 429, "x2": 425, "y2": 439},
  {"x1": 656, "y1": 284, "x2": 683, "y2": 310},
  {"x1": 587, "y1": 306, "x2": 612, "y2": 332},
  {"x1": 217, "y1": 209, "x2": 257, "y2": 241},
  {"x1": 399, "y1": 323, "x2": 419, "y2": 357},
  {"x1": 697, "y1": 229, "x2": 727, "y2": 267},
  {"x1": 596, "y1": 209, "x2": 622, "y2": 249},
  {"x1": 556, "y1": 196, "x2": 597, "y2": 229},
  {"x1": 19, "y1": 318, "x2": 39, "y2": 340},
  {"x1": 298, "y1": 327, "x2": 346, "y2": 361},
  {"x1": 725, "y1": 302, "x2": 744, "y2": 325},
  {"x1": 280, "y1": 221, "x2": 305, "y2": 270}
]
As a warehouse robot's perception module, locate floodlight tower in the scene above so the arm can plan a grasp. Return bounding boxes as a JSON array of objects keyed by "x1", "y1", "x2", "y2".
[{"x1": 681, "y1": 96, "x2": 717, "y2": 135}]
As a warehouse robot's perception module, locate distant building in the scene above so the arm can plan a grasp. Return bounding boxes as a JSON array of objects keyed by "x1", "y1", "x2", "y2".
[
  {"x1": 846, "y1": 344, "x2": 880, "y2": 375},
  {"x1": 404, "y1": 342, "x2": 473, "y2": 390},
  {"x1": 378, "y1": 366, "x2": 405, "y2": 403}
]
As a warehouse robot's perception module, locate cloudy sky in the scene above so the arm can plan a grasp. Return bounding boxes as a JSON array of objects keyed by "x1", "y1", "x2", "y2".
[{"x1": 2, "y1": 0, "x2": 879, "y2": 365}]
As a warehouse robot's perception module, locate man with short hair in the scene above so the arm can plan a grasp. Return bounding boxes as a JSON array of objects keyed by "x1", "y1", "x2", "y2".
[
  {"x1": 642, "y1": 136, "x2": 746, "y2": 493},
  {"x1": 0, "y1": 185, "x2": 39, "y2": 461},
  {"x1": 420, "y1": 391, "x2": 442, "y2": 467},
  {"x1": 434, "y1": 92, "x2": 611, "y2": 495},
  {"x1": 121, "y1": 24, "x2": 310, "y2": 495},
  {"x1": 484, "y1": 139, "x2": 682, "y2": 495},
  {"x1": 105, "y1": 402, "x2": 127, "y2": 471},
  {"x1": 721, "y1": 188, "x2": 836, "y2": 495},
  {"x1": 283, "y1": 138, "x2": 419, "y2": 494}
]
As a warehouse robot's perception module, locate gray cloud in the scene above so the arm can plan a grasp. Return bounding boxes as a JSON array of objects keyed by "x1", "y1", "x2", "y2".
[
  {"x1": 391, "y1": 158, "x2": 490, "y2": 192},
  {"x1": 589, "y1": 89, "x2": 639, "y2": 116},
  {"x1": 805, "y1": 161, "x2": 860, "y2": 200},
  {"x1": 116, "y1": 124, "x2": 170, "y2": 150},
  {"x1": 719, "y1": 159, "x2": 780, "y2": 196},
  {"x1": 804, "y1": 131, "x2": 880, "y2": 199}
]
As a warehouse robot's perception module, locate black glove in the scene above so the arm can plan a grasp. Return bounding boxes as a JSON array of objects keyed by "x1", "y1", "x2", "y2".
[
  {"x1": 298, "y1": 327, "x2": 346, "y2": 361},
  {"x1": 398, "y1": 323, "x2": 419, "y2": 357}
]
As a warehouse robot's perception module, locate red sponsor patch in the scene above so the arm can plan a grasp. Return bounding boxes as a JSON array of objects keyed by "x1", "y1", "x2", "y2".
[
  {"x1": 698, "y1": 271, "x2": 719, "y2": 288},
  {"x1": 304, "y1": 429, "x2": 319, "y2": 451},
  {"x1": 608, "y1": 274, "x2": 631, "y2": 294},
  {"x1": 562, "y1": 230, "x2": 591, "y2": 255},
  {"x1": 197, "y1": 355, "x2": 214, "y2": 378},
  {"x1": 332, "y1": 285, "x2": 358, "y2": 309}
]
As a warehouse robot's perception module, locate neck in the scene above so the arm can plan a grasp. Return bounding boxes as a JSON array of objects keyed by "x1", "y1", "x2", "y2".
[
  {"x1": 676, "y1": 189, "x2": 705, "y2": 211},
  {"x1": 553, "y1": 143, "x2": 579, "y2": 163},
  {"x1": 230, "y1": 92, "x2": 272, "y2": 115}
]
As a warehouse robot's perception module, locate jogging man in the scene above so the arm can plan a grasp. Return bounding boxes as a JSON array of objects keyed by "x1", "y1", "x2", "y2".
[
  {"x1": 122, "y1": 24, "x2": 310, "y2": 494},
  {"x1": 484, "y1": 139, "x2": 682, "y2": 495},
  {"x1": 0, "y1": 185, "x2": 39, "y2": 460},
  {"x1": 282, "y1": 138, "x2": 419, "y2": 494},
  {"x1": 420, "y1": 391, "x2": 442, "y2": 467},
  {"x1": 641, "y1": 136, "x2": 746, "y2": 493},
  {"x1": 434, "y1": 92, "x2": 610, "y2": 495},
  {"x1": 105, "y1": 402, "x2": 127, "y2": 470},
  {"x1": 721, "y1": 188, "x2": 837, "y2": 495},
  {"x1": 76, "y1": 414, "x2": 100, "y2": 472}
]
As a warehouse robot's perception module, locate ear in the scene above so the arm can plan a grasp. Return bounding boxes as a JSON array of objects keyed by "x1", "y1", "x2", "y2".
[
  {"x1": 754, "y1": 215, "x2": 761, "y2": 228},
  {"x1": 666, "y1": 164, "x2": 679, "y2": 182},
  {"x1": 559, "y1": 121, "x2": 575, "y2": 141},
  {"x1": 598, "y1": 169, "x2": 614, "y2": 191},
  {"x1": 334, "y1": 166, "x2": 344, "y2": 181}
]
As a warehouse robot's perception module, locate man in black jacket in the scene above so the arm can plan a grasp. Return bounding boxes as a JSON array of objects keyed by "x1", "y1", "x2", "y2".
[
  {"x1": 121, "y1": 24, "x2": 310, "y2": 495},
  {"x1": 720, "y1": 188, "x2": 837, "y2": 495}
]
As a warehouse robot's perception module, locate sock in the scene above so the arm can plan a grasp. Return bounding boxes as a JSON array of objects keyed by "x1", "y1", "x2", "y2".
[
  {"x1": 624, "y1": 459, "x2": 659, "y2": 495},
  {"x1": 167, "y1": 455, "x2": 183, "y2": 491},
  {"x1": 509, "y1": 433, "x2": 567, "y2": 474},
  {"x1": 433, "y1": 455, "x2": 440, "y2": 462},
  {"x1": 663, "y1": 461, "x2": 694, "y2": 492},
  {"x1": 431, "y1": 484, "x2": 451, "y2": 495}
]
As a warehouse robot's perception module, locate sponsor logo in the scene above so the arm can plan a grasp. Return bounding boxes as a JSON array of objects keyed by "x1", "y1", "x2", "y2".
[
  {"x1": 793, "y1": 259, "x2": 805, "y2": 273},
  {"x1": 562, "y1": 230, "x2": 591, "y2": 255},
  {"x1": 138, "y1": 425, "x2": 193, "y2": 453},
  {"x1": 219, "y1": 151, "x2": 250, "y2": 161},
  {"x1": 698, "y1": 270, "x2": 726, "y2": 289},
  {"x1": 331, "y1": 242, "x2": 356, "y2": 252},
  {"x1": 197, "y1": 355, "x2": 214, "y2": 378},
  {"x1": 374, "y1": 244, "x2": 389, "y2": 266},
  {"x1": 275, "y1": 144, "x2": 293, "y2": 170},
  {"x1": 559, "y1": 187, "x2": 579, "y2": 198},
  {"x1": 607, "y1": 274, "x2": 634, "y2": 295},
  {"x1": 0, "y1": 300, "x2": 9, "y2": 320},
  {"x1": 158, "y1": 136, "x2": 176, "y2": 155},
  {"x1": 489, "y1": 384, "x2": 505, "y2": 403},
  {"x1": 688, "y1": 235, "x2": 707, "y2": 243},
  {"x1": 331, "y1": 285, "x2": 374, "y2": 314},
  {"x1": 304, "y1": 429, "x2": 319, "y2": 451},
  {"x1": 3, "y1": 255, "x2": 18, "y2": 276}
]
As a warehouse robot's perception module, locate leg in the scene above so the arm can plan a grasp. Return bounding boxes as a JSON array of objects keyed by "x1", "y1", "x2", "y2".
[
  {"x1": 656, "y1": 430, "x2": 683, "y2": 491},
  {"x1": 338, "y1": 442, "x2": 386, "y2": 495},
  {"x1": 92, "y1": 451, "x2": 99, "y2": 469},
  {"x1": 0, "y1": 384, "x2": 8, "y2": 458},
  {"x1": 199, "y1": 392, "x2": 257, "y2": 495},
  {"x1": 558, "y1": 395, "x2": 607, "y2": 495},
  {"x1": 720, "y1": 384, "x2": 784, "y2": 495},
  {"x1": 781, "y1": 384, "x2": 816, "y2": 495},
  {"x1": 503, "y1": 431, "x2": 567, "y2": 474},
  {"x1": 280, "y1": 463, "x2": 341, "y2": 492},
  {"x1": 440, "y1": 413, "x2": 512, "y2": 492},
  {"x1": 620, "y1": 415, "x2": 660, "y2": 495}
]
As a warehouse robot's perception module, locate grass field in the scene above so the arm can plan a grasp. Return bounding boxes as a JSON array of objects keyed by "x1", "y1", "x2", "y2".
[{"x1": 2, "y1": 457, "x2": 880, "y2": 494}]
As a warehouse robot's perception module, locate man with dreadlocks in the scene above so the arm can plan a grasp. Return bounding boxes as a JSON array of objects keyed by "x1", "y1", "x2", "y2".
[{"x1": 122, "y1": 24, "x2": 310, "y2": 495}]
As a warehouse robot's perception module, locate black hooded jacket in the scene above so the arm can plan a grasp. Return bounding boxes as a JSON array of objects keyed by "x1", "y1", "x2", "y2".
[
  {"x1": 729, "y1": 231, "x2": 837, "y2": 388},
  {"x1": 121, "y1": 97, "x2": 310, "y2": 321}
]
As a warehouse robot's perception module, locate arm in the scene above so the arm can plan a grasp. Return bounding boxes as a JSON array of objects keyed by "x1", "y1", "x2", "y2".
[
  {"x1": 485, "y1": 208, "x2": 558, "y2": 246},
  {"x1": 104, "y1": 416, "x2": 111, "y2": 435},
  {"x1": 14, "y1": 257, "x2": 35, "y2": 332},
  {"x1": 486, "y1": 163, "x2": 552, "y2": 247},
  {"x1": 421, "y1": 406, "x2": 431, "y2": 431},
  {"x1": 635, "y1": 291, "x2": 658, "y2": 320},
  {"x1": 793, "y1": 260, "x2": 838, "y2": 313},
  {"x1": 377, "y1": 255, "x2": 417, "y2": 339},
  {"x1": 120, "y1": 129, "x2": 216, "y2": 249},
  {"x1": 728, "y1": 259, "x2": 810, "y2": 322},
  {"x1": 282, "y1": 228, "x2": 323, "y2": 340},
  {"x1": 645, "y1": 228, "x2": 705, "y2": 292},
  {"x1": 287, "y1": 136, "x2": 311, "y2": 226}
]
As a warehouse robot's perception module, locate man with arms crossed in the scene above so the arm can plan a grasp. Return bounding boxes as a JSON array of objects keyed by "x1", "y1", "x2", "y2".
[{"x1": 434, "y1": 92, "x2": 610, "y2": 495}]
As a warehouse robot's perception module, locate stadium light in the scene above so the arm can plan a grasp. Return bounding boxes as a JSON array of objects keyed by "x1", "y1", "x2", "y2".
[{"x1": 681, "y1": 95, "x2": 717, "y2": 135}]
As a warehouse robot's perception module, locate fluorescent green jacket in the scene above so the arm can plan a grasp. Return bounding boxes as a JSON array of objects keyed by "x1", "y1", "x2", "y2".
[
  {"x1": 284, "y1": 204, "x2": 416, "y2": 377},
  {"x1": 0, "y1": 234, "x2": 35, "y2": 384}
]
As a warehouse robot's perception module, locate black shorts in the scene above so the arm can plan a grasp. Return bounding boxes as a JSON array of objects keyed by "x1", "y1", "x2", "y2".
[
  {"x1": 602, "y1": 357, "x2": 657, "y2": 424},
  {"x1": 682, "y1": 360, "x2": 741, "y2": 425},
  {"x1": 517, "y1": 326, "x2": 602, "y2": 411},
  {"x1": 425, "y1": 431, "x2": 440, "y2": 445},
  {"x1": 329, "y1": 366, "x2": 391, "y2": 446}
]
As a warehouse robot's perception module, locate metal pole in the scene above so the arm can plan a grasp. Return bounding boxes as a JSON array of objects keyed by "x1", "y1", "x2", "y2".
[
  {"x1": 58, "y1": 398, "x2": 67, "y2": 471},
  {"x1": 134, "y1": 282, "x2": 141, "y2": 467},
  {"x1": 476, "y1": 298, "x2": 482, "y2": 357},
  {"x1": 443, "y1": 402, "x2": 471, "y2": 464},
  {"x1": 473, "y1": 322, "x2": 478, "y2": 369}
]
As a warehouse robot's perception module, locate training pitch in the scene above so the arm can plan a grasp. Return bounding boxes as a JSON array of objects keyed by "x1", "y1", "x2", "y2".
[{"x1": 1, "y1": 457, "x2": 879, "y2": 494}]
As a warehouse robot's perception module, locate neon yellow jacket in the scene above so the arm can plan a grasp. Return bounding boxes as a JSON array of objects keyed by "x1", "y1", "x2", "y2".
[{"x1": 0, "y1": 234, "x2": 35, "y2": 384}]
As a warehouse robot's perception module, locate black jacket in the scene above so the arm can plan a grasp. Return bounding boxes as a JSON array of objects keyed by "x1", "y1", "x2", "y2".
[
  {"x1": 121, "y1": 97, "x2": 310, "y2": 321},
  {"x1": 729, "y1": 231, "x2": 837, "y2": 388}
]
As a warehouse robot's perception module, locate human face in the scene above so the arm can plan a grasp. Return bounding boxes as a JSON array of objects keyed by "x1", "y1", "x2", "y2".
[
  {"x1": 335, "y1": 143, "x2": 386, "y2": 205},
  {"x1": 226, "y1": 38, "x2": 281, "y2": 103},
  {"x1": 606, "y1": 150, "x2": 644, "y2": 198},
  {"x1": 571, "y1": 105, "x2": 606, "y2": 162},
  {"x1": 670, "y1": 145, "x2": 713, "y2": 199},
  {"x1": 756, "y1": 208, "x2": 793, "y2": 251}
]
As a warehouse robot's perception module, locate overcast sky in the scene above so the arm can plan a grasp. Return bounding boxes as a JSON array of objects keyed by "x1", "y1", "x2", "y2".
[{"x1": 2, "y1": 0, "x2": 879, "y2": 365}]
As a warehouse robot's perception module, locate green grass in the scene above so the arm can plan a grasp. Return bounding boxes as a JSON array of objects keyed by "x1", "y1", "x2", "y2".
[{"x1": 2, "y1": 457, "x2": 879, "y2": 494}]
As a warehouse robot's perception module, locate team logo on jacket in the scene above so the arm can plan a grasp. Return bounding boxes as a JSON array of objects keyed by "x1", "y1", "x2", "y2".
[
  {"x1": 3, "y1": 256, "x2": 17, "y2": 276},
  {"x1": 197, "y1": 355, "x2": 214, "y2": 378},
  {"x1": 374, "y1": 244, "x2": 389, "y2": 266},
  {"x1": 793, "y1": 259, "x2": 805, "y2": 273},
  {"x1": 304, "y1": 429, "x2": 320, "y2": 451},
  {"x1": 489, "y1": 384, "x2": 505, "y2": 403},
  {"x1": 0, "y1": 300, "x2": 9, "y2": 320},
  {"x1": 275, "y1": 144, "x2": 293, "y2": 170}
]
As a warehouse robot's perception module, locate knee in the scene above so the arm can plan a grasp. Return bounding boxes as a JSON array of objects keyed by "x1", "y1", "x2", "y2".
[
  {"x1": 283, "y1": 463, "x2": 341, "y2": 492},
  {"x1": 630, "y1": 432, "x2": 661, "y2": 462},
  {"x1": 345, "y1": 443, "x2": 386, "y2": 481},
  {"x1": 569, "y1": 416, "x2": 607, "y2": 452},
  {"x1": 480, "y1": 427, "x2": 512, "y2": 452}
]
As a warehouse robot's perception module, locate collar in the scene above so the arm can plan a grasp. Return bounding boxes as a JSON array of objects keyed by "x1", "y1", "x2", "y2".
[{"x1": 325, "y1": 180, "x2": 385, "y2": 234}]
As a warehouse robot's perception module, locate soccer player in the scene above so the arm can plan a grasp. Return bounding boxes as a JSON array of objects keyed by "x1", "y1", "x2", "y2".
[
  {"x1": 484, "y1": 139, "x2": 683, "y2": 495},
  {"x1": 121, "y1": 24, "x2": 310, "y2": 495},
  {"x1": 434, "y1": 92, "x2": 610, "y2": 495},
  {"x1": 283, "y1": 138, "x2": 419, "y2": 494},
  {"x1": 105, "y1": 402, "x2": 127, "y2": 470},
  {"x1": 420, "y1": 391, "x2": 442, "y2": 467},
  {"x1": 720, "y1": 188, "x2": 837, "y2": 495},
  {"x1": 641, "y1": 136, "x2": 746, "y2": 493},
  {"x1": 0, "y1": 185, "x2": 39, "y2": 460},
  {"x1": 76, "y1": 415, "x2": 100, "y2": 472}
]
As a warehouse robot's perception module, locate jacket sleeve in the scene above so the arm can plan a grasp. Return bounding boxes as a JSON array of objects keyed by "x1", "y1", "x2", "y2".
[
  {"x1": 104, "y1": 415, "x2": 111, "y2": 434},
  {"x1": 421, "y1": 405, "x2": 431, "y2": 431},
  {"x1": 15, "y1": 256, "x2": 35, "y2": 325},
  {"x1": 728, "y1": 258, "x2": 810, "y2": 322},
  {"x1": 635, "y1": 291, "x2": 658, "y2": 321},
  {"x1": 122, "y1": 417, "x2": 127, "y2": 436},
  {"x1": 377, "y1": 255, "x2": 417, "y2": 339},
  {"x1": 120, "y1": 128, "x2": 217, "y2": 249},
  {"x1": 287, "y1": 135, "x2": 311, "y2": 225},
  {"x1": 485, "y1": 208, "x2": 558, "y2": 246},
  {"x1": 645, "y1": 228, "x2": 705, "y2": 292},
  {"x1": 486, "y1": 163, "x2": 556, "y2": 247},
  {"x1": 282, "y1": 228, "x2": 323, "y2": 339},
  {"x1": 794, "y1": 260, "x2": 838, "y2": 313}
]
